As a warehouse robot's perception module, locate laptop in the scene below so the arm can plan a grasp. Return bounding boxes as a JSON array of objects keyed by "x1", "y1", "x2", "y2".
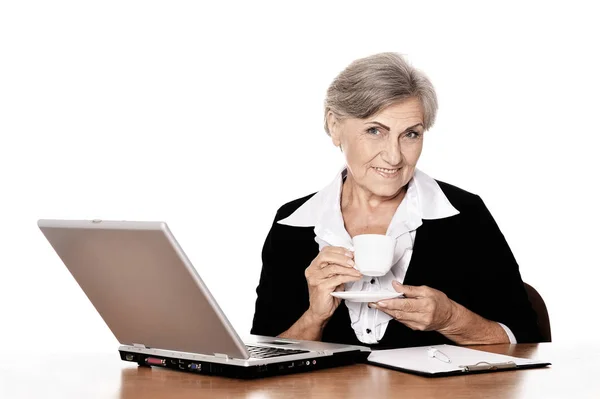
[{"x1": 38, "y1": 219, "x2": 369, "y2": 378}]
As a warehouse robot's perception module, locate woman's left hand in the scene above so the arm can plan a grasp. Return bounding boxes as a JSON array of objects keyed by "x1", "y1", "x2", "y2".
[{"x1": 370, "y1": 280, "x2": 458, "y2": 332}]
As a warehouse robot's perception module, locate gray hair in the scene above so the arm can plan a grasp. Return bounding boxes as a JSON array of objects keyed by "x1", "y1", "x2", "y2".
[{"x1": 324, "y1": 52, "x2": 438, "y2": 135}]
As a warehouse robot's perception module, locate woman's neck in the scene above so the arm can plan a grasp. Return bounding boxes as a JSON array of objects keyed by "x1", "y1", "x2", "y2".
[{"x1": 340, "y1": 173, "x2": 406, "y2": 213}]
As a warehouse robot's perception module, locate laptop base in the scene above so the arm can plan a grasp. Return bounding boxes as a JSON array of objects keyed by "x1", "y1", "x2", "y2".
[{"x1": 119, "y1": 349, "x2": 368, "y2": 379}]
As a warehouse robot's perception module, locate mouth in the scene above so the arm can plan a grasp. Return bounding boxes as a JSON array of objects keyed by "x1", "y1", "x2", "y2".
[{"x1": 373, "y1": 167, "x2": 401, "y2": 178}]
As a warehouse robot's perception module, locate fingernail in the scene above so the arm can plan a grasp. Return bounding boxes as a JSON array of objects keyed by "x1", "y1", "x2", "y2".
[
  {"x1": 345, "y1": 251, "x2": 353, "y2": 257},
  {"x1": 368, "y1": 303, "x2": 377, "y2": 309},
  {"x1": 347, "y1": 259, "x2": 355, "y2": 266},
  {"x1": 377, "y1": 302, "x2": 387, "y2": 308},
  {"x1": 392, "y1": 281, "x2": 401, "y2": 286}
]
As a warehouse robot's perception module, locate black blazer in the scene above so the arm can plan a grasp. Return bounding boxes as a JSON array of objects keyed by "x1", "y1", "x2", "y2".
[{"x1": 251, "y1": 180, "x2": 542, "y2": 348}]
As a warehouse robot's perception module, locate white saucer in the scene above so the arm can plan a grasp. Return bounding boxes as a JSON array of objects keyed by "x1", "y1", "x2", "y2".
[{"x1": 330, "y1": 291, "x2": 404, "y2": 303}]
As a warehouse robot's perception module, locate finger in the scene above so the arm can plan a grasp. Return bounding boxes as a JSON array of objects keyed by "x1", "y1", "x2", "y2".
[
  {"x1": 318, "y1": 252, "x2": 356, "y2": 269},
  {"x1": 318, "y1": 264, "x2": 362, "y2": 279},
  {"x1": 307, "y1": 252, "x2": 355, "y2": 278},
  {"x1": 323, "y1": 274, "x2": 363, "y2": 289},
  {"x1": 370, "y1": 305, "x2": 421, "y2": 324},
  {"x1": 392, "y1": 281, "x2": 428, "y2": 298},
  {"x1": 321, "y1": 246, "x2": 354, "y2": 258},
  {"x1": 375, "y1": 298, "x2": 422, "y2": 313}
]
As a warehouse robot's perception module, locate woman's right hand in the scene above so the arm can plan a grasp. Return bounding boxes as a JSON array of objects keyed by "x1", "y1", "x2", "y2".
[{"x1": 304, "y1": 246, "x2": 363, "y2": 324}]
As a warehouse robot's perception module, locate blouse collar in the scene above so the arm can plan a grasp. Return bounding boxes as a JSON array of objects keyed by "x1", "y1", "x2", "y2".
[{"x1": 277, "y1": 166, "x2": 460, "y2": 248}]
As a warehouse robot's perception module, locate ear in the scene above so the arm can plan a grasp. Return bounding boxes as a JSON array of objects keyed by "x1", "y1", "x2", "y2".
[{"x1": 326, "y1": 111, "x2": 342, "y2": 147}]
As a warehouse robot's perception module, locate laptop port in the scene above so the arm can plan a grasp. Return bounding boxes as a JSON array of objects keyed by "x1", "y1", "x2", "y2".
[
  {"x1": 125, "y1": 354, "x2": 134, "y2": 361},
  {"x1": 146, "y1": 357, "x2": 166, "y2": 366},
  {"x1": 189, "y1": 363, "x2": 201, "y2": 371}
]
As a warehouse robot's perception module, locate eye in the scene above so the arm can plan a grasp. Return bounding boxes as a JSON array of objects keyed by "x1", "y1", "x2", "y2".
[
  {"x1": 366, "y1": 127, "x2": 380, "y2": 135},
  {"x1": 406, "y1": 130, "x2": 421, "y2": 139}
]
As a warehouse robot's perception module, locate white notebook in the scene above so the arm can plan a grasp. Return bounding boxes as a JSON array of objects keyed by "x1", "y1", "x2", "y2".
[{"x1": 367, "y1": 344, "x2": 550, "y2": 377}]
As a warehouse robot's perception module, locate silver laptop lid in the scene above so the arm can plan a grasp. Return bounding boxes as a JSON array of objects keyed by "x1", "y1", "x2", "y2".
[{"x1": 38, "y1": 219, "x2": 250, "y2": 359}]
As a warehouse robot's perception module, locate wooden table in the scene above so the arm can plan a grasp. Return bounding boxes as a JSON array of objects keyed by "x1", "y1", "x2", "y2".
[{"x1": 1, "y1": 344, "x2": 598, "y2": 398}]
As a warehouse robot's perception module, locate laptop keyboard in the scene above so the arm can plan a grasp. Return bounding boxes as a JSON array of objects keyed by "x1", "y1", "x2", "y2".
[{"x1": 246, "y1": 345, "x2": 310, "y2": 359}]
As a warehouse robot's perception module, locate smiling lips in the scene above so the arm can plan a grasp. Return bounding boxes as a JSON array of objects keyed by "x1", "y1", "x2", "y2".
[{"x1": 373, "y1": 167, "x2": 400, "y2": 177}]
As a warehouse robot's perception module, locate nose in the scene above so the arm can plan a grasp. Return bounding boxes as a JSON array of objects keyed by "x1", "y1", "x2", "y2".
[{"x1": 381, "y1": 137, "x2": 403, "y2": 166}]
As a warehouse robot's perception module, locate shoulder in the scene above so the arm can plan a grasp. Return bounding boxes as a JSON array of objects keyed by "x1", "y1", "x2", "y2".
[
  {"x1": 274, "y1": 192, "x2": 317, "y2": 222},
  {"x1": 434, "y1": 179, "x2": 485, "y2": 215},
  {"x1": 428, "y1": 180, "x2": 501, "y2": 244}
]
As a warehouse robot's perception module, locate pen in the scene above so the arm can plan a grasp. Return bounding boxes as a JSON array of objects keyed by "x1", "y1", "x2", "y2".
[{"x1": 428, "y1": 347, "x2": 451, "y2": 363}]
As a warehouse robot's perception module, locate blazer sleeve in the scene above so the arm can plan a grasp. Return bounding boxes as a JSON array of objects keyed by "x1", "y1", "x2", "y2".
[
  {"x1": 250, "y1": 212, "x2": 305, "y2": 337},
  {"x1": 466, "y1": 195, "x2": 543, "y2": 343}
]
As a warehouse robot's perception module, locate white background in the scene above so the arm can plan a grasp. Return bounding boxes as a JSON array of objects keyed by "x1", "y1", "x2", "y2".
[{"x1": 1, "y1": 1, "x2": 598, "y2": 354}]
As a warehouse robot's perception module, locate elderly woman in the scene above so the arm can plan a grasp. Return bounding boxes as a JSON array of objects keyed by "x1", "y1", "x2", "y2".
[{"x1": 251, "y1": 53, "x2": 541, "y2": 348}]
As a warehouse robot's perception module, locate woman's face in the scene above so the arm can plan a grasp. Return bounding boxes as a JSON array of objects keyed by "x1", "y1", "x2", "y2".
[{"x1": 329, "y1": 97, "x2": 425, "y2": 199}]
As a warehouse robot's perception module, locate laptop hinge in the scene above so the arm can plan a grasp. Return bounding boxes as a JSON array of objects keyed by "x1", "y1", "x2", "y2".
[
  {"x1": 214, "y1": 353, "x2": 230, "y2": 360},
  {"x1": 132, "y1": 343, "x2": 147, "y2": 349}
]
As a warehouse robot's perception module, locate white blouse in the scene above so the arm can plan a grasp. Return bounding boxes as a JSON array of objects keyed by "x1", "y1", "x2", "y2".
[{"x1": 278, "y1": 166, "x2": 516, "y2": 345}]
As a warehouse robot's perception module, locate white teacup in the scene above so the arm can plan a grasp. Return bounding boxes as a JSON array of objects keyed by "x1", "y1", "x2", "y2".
[{"x1": 351, "y1": 234, "x2": 396, "y2": 277}]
